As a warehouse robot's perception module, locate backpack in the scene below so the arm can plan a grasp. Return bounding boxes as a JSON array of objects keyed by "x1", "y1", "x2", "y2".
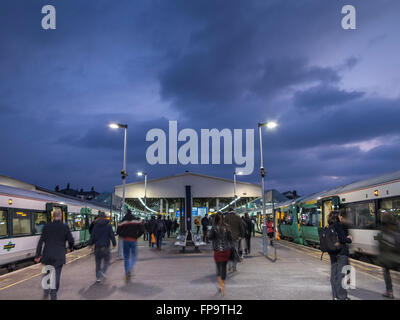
[{"x1": 318, "y1": 225, "x2": 342, "y2": 259}]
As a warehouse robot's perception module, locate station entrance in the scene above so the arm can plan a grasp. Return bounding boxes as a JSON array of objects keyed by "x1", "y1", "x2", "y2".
[{"x1": 114, "y1": 172, "x2": 260, "y2": 246}]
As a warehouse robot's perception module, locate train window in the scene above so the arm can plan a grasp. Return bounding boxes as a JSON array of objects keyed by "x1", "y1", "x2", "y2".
[
  {"x1": 343, "y1": 201, "x2": 376, "y2": 229},
  {"x1": 12, "y1": 211, "x2": 31, "y2": 235},
  {"x1": 33, "y1": 212, "x2": 47, "y2": 234},
  {"x1": 0, "y1": 210, "x2": 7, "y2": 237},
  {"x1": 379, "y1": 197, "x2": 400, "y2": 222},
  {"x1": 74, "y1": 214, "x2": 85, "y2": 230},
  {"x1": 300, "y1": 208, "x2": 321, "y2": 227},
  {"x1": 67, "y1": 214, "x2": 75, "y2": 231}
]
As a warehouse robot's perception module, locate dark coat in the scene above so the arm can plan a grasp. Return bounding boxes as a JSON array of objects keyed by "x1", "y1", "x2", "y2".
[
  {"x1": 117, "y1": 219, "x2": 145, "y2": 239},
  {"x1": 243, "y1": 217, "x2": 253, "y2": 237},
  {"x1": 201, "y1": 216, "x2": 210, "y2": 230},
  {"x1": 154, "y1": 219, "x2": 167, "y2": 235},
  {"x1": 330, "y1": 222, "x2": 352, "y2": 257},
  {"x1": 35, "y1": 221, "x2": 75, "y2": 267},
  {"x1": 224, "y1": 211, "x2": 245, "y2": 240},
  {"x1": 88, "y1": 219, "x2": 116, "y2": 248}
]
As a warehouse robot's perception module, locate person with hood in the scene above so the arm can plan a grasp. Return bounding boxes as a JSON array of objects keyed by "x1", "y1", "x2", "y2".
[
  {"x1": 88, "y1": 212, "x2": 116, "y2": 282},
  {"x1": 377, "y1": 210, "x2": 400, "y2": 299},
  {"x1": 117, "y1": 210, "x2": 145, "y2": 281},
  {"x1": 224, "y1": 207, "x2": 245, "y2": 272},
  {"x1": 201, "y1": 214, "x2": 210, "y2": 243}
]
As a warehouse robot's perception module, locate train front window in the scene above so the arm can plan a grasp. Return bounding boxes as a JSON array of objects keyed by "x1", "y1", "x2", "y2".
[
  {"x1": 344, "y1": 201, "x2": 376, "y2": 229},
  {"x1": 379, "y1": 197, "x2": 400, "y2": 222},
  {"x1": 0, "y1": 210, "x2": 7, "y2": 237},
  {"x1": 12, "y1": 211, "x2": 31, "y2": 235},
  {"x1": 33, "y1": 212, "x2": 47, "y2": 234}
]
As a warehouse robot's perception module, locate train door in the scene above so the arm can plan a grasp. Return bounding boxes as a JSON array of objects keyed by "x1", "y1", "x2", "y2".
[{"x1": 322, "y1": 200, "x2": 332, "y2": 227}]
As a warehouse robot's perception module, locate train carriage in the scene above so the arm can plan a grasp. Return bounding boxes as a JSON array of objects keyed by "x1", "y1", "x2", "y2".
[{"x1": 0, "y1": 184, "x2": 121, "y2": 270}]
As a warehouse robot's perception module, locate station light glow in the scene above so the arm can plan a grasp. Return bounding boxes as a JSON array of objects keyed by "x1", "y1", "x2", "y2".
[{"x1": 109, "y1": 123, "x2": 120, "y2": 129}]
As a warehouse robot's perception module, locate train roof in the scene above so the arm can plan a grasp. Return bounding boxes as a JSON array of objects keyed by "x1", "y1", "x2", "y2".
[
  {"x1": 298, "y1": 170, "x2": 400, "y2": 203},
  {"x1": 0, "y1": 183, "x2": 115, "y2": 212}
]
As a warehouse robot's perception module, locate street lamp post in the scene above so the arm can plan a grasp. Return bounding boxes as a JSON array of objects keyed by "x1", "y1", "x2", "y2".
[
  {"x1": 137, "y1": 172, "x2": 148, "y2": 216},
  {"x1": 233, "y1": 170, "x2": 242, "y2": 210},
  {"x1": 257, "y1": 121, "x2": 277, "y2": 258},
  {"x1": 109, "y1": 122, "x2": 128, "y2": 260}
]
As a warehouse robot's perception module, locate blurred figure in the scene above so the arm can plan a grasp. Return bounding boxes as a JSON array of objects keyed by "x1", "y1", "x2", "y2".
[
  {"x1": 201, "y1": 214, "x2": 210, "y2": 243},
  {"x1": 243, "y1": 213, "x2": 253, "y2": 254},
  {"x1": 117, "y1": 210, "x2": 145, "y2": 282},
  {"x1": 155, "y1": 215, "x2": 167, "y2": 250},
  {"x1": 327, "y1": 210, "x2": 352, "y2": 300},
  {"x1": 172, "y1": 219, "x2": 179, "y2": 235},
  {"x1": 224, "y1": 207, "x2": 245, "y2": 272},
  {"x1": 148, "y1": 215, "x2": 157, "y2": 247},
  {"x1": 88, "y1": 212, "x2": 116, "y2": 282},
  {"x1": 267, "y1": 218, "x2": 274, "y2": 246},
  {"x1": 194, "y1": 217, "x2": 201, "y2": 234},
  {"x1": 377, "y1": 210, "x2": 400, "y2": 299},
  {"x1": 143, "y1": 218, "x2": 150, "y2": 241},
  {"x1": 208, "y1": 212, "x2": 233, "y2": 296},
  {"x1": 166, "y1": 216, "x2": 172, "y2": 238},
  {"x1": 34, "y1": 208, "x2": 74, "y2": 300}
]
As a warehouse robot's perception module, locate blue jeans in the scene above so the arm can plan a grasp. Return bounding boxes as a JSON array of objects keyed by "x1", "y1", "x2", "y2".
[
  {"x1": 123, "y1": 240, "x2": 137, "y2": 275},
  {"x1": 156, "y1": 233, "x2": 163, "y2": 248}
]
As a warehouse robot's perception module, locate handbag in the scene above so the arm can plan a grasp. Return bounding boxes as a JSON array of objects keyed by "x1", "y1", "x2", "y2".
[
  {"x1": 230, "y1": 246, "x2": 240, "y2": 262},
  {"x1": 151, "y1": 233, "x2": 156, "y2": 244}
]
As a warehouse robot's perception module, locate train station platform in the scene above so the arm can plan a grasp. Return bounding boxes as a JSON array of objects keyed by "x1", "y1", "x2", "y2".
[{"x1": 0, "y1": 235, "x2": 398, "y2": 300}]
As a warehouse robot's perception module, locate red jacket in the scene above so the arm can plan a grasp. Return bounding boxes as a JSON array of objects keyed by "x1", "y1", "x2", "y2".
[{"x1": 267, "y1": 221, "x2": 274, "y2": 233}]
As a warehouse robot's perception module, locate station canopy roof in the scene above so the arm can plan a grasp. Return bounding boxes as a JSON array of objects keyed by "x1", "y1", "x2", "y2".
[{"x1": 115, "y1": 172, "x2": 261, "y2": 199}]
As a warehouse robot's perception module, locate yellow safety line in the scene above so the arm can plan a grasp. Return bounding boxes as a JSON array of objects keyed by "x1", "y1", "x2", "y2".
[{"x1": 0, "y1": 251, "x2": 92, "y2": 292}]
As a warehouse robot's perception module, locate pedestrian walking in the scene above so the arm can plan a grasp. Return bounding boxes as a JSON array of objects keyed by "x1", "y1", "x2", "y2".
[
  {"x1": 148, "y1": 215, "x2": 157, "y2": 247},
  {"x1": 208, "y1": 212, "x2": 233, "y2": 296},
  {"x1": 194, "y1": 217, "x2": 201, "y2": 235},
  {"x1": 143, "y1": 218, "x2": 150, "y2": 241},
  {"x1": 155, "y1": 215, "x2": 167, "y2": 250},
  {"x1": 166, "y1": 216, "x2": 172, "y2": 238},
  {"x1": 377, "y1": 209, "x2": 400, "y2": 299},
  {"x1": 224, "y1": 207, "x2": 245, "y2": 272},
  {"x1": 243, "y1": 212, "x2": 253, "y2": 254},
  {"x1": 327, "y1": 210, "x2": 352, "y2": 300},
  {"x1": 88, "y1": 212, "x2": 116, "y2": 282},
  {"x1": 34, "y1": 208, "x2": 74, "y2": 300},
  {"x1": 116, "y1": 210, "x2": 145, "y2": 281},
  {"x1": 267, "y1": 218, "x2": 274, "y2": 246},
  {"x1": 201, "y1": 214, "x2": 210, "y2": 243}
]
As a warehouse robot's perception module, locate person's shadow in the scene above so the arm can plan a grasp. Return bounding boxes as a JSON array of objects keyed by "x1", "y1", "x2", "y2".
[{"x1": 78, "y1": 282, "x2": 118, "y2": 300}]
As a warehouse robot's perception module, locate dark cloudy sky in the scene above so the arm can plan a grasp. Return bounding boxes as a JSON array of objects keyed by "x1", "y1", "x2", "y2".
[{"x1": 1, "y1": 0, "x2": 399, "y2": 197}]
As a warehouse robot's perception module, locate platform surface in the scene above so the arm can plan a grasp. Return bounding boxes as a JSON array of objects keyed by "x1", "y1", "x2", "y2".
[{"x1": 0, "y1": 235, "x2": 398, "y2": 300}]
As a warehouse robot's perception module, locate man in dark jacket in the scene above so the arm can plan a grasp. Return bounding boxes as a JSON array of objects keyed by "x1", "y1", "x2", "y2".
[
  {"x1": 243, "y1": 212, "x2": 253, "y2": 254},
  {"x1": 224, "y1": 208, "x2": 245, "y2": 272},
  {"x1": 154, "y1": 215, "x2": 167, "y2": 250},
  {"x1": 117, "y1": 211, "x2": 145, "y2": 281},
  {"x1": 201, "y1": 214, "x2": 210, "y2": 243},
  {"x1": 88, "y1": 212, "x2": 116, "y2": 282},
  {"x1": 148, "y1": 215, "x2": 157, "y2": 247},
  {"x1": 35, "y1": 208, "x2": 74, "y2": 300},
  {"x1": 166, "y1": 216, "x2": 173, "y2": 238}
]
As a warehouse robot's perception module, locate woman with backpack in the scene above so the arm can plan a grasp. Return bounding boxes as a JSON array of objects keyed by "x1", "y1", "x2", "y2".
[
  {"x1": 327, "y1": 210, "x2": 352, "y2": 300},
  {"x1": 208, "y1": 212, "x2": 233, "y2": 296}
]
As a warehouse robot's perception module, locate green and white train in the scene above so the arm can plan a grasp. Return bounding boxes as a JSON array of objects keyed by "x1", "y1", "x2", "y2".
[
  {"x1": 0, "y1": 184, "x2": 121, "y2": 270},
  {"x1": 275, "y1": 170, "x2": 400, "y2": 258}
]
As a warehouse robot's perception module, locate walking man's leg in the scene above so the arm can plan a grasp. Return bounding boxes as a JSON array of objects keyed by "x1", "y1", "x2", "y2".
[{"x1": 50, "y1": 265, "x2": 63, "y2": 300}]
